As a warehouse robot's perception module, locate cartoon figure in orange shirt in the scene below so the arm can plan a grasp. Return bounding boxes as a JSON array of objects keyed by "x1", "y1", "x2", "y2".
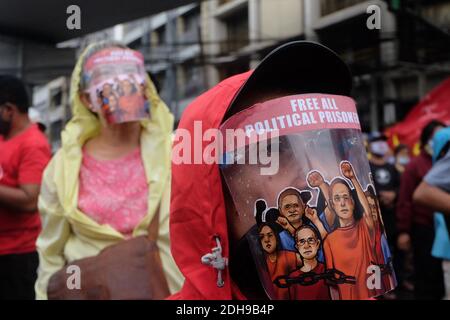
[
  {"x1": 118, "y1": 78, "x2": 145, "y2": 118},
  {"x1": 258, "y1": 222, "x2": 300, "y2": 299},
  {"x1": 365, "y1": 186, "x2": 396, "y2": 292},
  {"x1": 323, "y1": 161, "x2": 378, "y2": 300}
]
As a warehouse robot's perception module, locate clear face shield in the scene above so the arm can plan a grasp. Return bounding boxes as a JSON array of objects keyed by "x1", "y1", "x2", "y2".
[
  {"x1": 220, "y1": 94, "x2": 397, "y2": 300},
  {"x1": 82, "y1": 48, "x2": 150, "y2": 124}
]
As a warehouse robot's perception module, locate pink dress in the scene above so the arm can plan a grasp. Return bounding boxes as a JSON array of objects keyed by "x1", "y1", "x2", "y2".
[{"x1": 78, "y1": 147, "x2": 148, "y2": 237}]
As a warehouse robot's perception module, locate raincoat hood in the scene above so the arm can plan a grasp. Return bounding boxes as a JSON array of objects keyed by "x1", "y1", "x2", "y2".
[
  {"x1": 170, "y1": 71, "x2": 252, "y2": 299},
  {"x1": 64, "y1": 43, "x2": 173, "y2": 153}
]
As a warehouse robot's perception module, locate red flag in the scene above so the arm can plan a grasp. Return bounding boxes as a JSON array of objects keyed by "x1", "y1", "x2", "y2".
[{"x1": 386, "y1": 77, "x2": 450, "y2": 152}]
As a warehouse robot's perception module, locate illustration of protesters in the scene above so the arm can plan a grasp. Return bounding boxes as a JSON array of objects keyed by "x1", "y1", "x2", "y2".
[
  {"x1": 323, "y1": 161, "x2": 378, "y2": 299},
  {"x1": 119, "y1": 78, "x2": 146, "y2": 119},
  {"x1": 307, "y1": 170, "x2": 339, "y2": 233},
  {"x1": 103, "y1": 92, "x2": 121, "y2": 123},
  {"x1": 287, "y1": 225, "x2": 331, "y2": 300},
  {"x1": 365, "y1": 186, "x2": 396, "y2": 292},
  {"x1": 113, "y1": 76, "x2": 123, "y2": 95},
  {"x1": 129, "y1": 74, "x2": 149, "y2": 118},
  {"x1": 35, "y1": 42, "x2": 183, "y2": 299},
  {"x1": 258, "y1": 222, "x2": 300, "y2": 299},
  {"x1": 101, "y1": 82, "x2": 113, "y2": 105}
]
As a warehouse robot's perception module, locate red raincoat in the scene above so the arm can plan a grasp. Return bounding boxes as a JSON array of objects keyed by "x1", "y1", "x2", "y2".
[{"x1": 169, "y1": 71, "x2": 252, "y2": 299}]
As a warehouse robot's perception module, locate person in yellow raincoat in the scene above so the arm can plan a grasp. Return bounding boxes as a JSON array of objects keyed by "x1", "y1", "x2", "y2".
[{"x1": 35, "y1": 41, "x2": 183, "y2": 299}]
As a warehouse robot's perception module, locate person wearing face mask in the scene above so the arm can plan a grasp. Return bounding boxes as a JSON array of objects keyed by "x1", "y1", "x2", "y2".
[
  {"x1": 394, "y1": 144, "x2": 410, "y2": 174},
  {"x1": 368, "y1": 135, "x2": 399, "y2": 248},
  {"x1": 397, "y1": 120, "x2": 446, "y2": 299},
  {"x1": 34, "y1": 41, "x2": 183, "y2": 299},
  {"x1": 0, "y1": 76, "x2": 51, "y2": 300}
]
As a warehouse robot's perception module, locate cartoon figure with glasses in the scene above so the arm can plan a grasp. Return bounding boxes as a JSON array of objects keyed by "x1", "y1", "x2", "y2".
[{"x1": 287, "y1": 225, "x2": 331, "y2": 300}]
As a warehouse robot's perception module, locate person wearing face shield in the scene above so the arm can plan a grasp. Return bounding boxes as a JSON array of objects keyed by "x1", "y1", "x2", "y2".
[
  {"x1": 169, "y1": 41, "x2": 396, "y2": 300},
  {"x1": 34, "y1": 41, "x2": 183, "y2": 299}
]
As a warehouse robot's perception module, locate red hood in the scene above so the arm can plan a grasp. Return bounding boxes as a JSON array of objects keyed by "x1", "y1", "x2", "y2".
[{"x1": 169, "y1": 71, "x2": 252, "y2": 300}]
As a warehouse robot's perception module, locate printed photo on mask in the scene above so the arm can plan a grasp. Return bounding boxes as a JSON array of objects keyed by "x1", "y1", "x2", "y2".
[
  {"x1": 220, "y1": 94, "x2": 397, "y2": 300},
  {"x1": 83, "y1": 48, "x2": 150, "y2": 124}
]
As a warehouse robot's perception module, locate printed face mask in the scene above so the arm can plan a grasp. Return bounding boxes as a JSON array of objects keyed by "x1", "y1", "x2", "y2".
[
  {"x1": 397, "y1": 156, "x2": 410, "y2": 166},
  {"x1": 220, "y1": 94, "x2": 397, "y2": 300},
  {"x1": 83, "y1": 48, "x2": 150, "y2": 124}
]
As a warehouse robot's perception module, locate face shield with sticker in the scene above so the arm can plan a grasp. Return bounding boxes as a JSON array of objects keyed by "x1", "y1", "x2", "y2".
[
  {"x1": 82, "y1": 48, "x2": 150, "y2": 124},
  {"x1": 220, "y1": 93, "x2": 397, "y2": 300}
]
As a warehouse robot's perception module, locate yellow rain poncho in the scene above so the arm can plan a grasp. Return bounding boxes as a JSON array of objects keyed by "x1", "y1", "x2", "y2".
[{"x1": 35, "y1": 44, "x2": 184, "y2": 299}]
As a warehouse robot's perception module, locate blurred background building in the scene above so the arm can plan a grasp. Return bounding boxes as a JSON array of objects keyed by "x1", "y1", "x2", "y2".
[{"x1": 0, "y1": 0, "x2": 449, "y2": 150}]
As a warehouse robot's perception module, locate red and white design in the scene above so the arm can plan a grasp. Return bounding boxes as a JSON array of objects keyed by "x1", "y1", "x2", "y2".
[
  {"x1": 220, "y1": 94, "x2": 360, "y2": 151},
  {"x1": 83, "y1": 48, "x2": 149, "y2": 124}
]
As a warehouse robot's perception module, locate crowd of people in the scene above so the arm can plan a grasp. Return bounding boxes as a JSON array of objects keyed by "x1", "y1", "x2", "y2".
[
  {"x1": 364, "y1": 120, "x2": 449, "y2": 300},
  {"x1": 0, "y1": 40, "x2": 449, "y2": 300}
]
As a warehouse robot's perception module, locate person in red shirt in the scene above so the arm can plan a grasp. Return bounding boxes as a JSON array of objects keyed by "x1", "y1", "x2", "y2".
[{"x1": 0, "y1": 75, "x2": 51, "y2": 300}]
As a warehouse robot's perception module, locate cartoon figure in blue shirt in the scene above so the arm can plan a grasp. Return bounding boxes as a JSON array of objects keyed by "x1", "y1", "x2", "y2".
[{"x1": 273, "y1": 187, "x2": 327, "y2": 262}]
